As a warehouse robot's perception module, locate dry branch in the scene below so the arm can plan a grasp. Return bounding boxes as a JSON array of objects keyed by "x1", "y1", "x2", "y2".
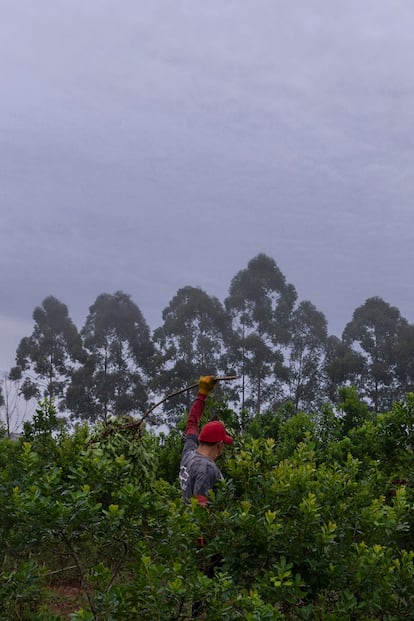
[{"x1": 90, "y1": 375, "x2": 239, "y2": 442}]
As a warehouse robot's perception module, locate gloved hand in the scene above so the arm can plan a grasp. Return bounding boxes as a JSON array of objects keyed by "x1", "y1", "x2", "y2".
[{"x1": 198, "y1": 375, "x2": 217, "y2": 395}]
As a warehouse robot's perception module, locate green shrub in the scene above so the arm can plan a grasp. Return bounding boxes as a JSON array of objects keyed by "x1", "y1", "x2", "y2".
[{"x1": 3, "y1": 398, "x2": 414, "y2": 619}]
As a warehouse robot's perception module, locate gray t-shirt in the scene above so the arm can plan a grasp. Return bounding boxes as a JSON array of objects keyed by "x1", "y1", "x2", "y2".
[{"x1": 179, "y1": 434, "x2": 223, "y2": 503}]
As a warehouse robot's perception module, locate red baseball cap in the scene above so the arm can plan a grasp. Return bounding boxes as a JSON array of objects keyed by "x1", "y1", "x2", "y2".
[{"x1": 199, "y1": 421, "x2": 233, "y2": 445}]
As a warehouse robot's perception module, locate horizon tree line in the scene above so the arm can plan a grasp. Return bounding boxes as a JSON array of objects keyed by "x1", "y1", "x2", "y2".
[{"x1": 2, "y1": 253, "x2": 414, "y2": 428}]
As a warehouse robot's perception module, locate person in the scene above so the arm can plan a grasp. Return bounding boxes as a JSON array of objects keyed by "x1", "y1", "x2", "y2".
[
  {"x1": 179, "y1": 375, "x2": 233, "y2": 506},
  {"x1": 179, "y1": 375, "x2": 233, "y2": 618}
]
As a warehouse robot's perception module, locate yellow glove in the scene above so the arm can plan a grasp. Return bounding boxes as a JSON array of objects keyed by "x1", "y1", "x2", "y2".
[{"x1": 198, "y1": 375, "x2": 217, "y2": 395}]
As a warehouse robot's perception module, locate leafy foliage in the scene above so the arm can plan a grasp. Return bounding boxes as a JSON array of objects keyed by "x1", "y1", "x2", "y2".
[
  {"x1": 67, "y1": 291, "x2": 155, "y2": 422},
  {"x1": 287, "y1": 300, "x2": 328, "y2": 411},
  {"x1": 3, "y1": 395, "x2": 414, "y2": 619},
  {"x1": 9, "y1": 296, "x2": 83, "y2": 409},
  {"x1": 342, "y1": 297, "x2": 408, "y2": 412},
  {"x1": 225, "y1": 254, "x2": 297, "y2": 414},
  {"x1": 153, "y1": 286, "x2": 233, "y2": 422},
  {"x1": 6, "y1": 254, "x2": 414, "y2": 621},
  {"x1": 8, "y1": 255, "x2": 414, "y2": 424}
]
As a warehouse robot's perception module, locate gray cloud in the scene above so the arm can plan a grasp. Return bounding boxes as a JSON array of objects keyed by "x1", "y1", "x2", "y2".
[{"x1": 1, "y1": 0, "x2": 414, "y2": 373}]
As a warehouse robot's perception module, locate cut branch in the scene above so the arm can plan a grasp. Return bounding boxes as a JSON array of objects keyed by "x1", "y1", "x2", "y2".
[{"x1": 90, "y1": 376, "x2": 239, "y2": 442}]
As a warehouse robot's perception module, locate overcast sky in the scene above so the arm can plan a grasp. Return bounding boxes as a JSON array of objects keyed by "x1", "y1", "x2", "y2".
[{"x1": 1, "y1": 0, "x2": 414, "y2": 375}]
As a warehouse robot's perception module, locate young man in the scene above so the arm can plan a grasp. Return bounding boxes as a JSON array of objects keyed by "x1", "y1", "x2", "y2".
[{"x1": 179, "y1": 375, "x2": 233, "y2": 506}]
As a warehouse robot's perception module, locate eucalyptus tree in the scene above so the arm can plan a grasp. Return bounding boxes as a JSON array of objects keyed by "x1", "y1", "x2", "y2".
[
  {"x1": 342, "y1": 296, "x2": 408, "y2": 412},
  {"x1": 152, "y1": 286, "x2": 234, "y2": 422},
  {"x1": 224, "y1": 253, "x2": 297, "y2": 415},
  {"x1": 395, "y1": 323, "x2": 414, "y2": 395},
  {"x1": 0, "y1": 383, "x2": 4, "y2": 435},
  {"x1": 239, "y1": 332, "x2": 286, "y2": 414},
  {"x1": 323, "y1": 335, "x2": 366, "y2": 404},
  {"x1": 9, "y1": 296, "x2": 84, "y2": 410},
  {"x1": 0, "y1": 374, "x2": 31, "y2": 438},
  {"x1": 287, "y1": 300, "x2": 328, "y2": 412},
  {"x1": 66, "y1": 291, "x2": 155, "y2": 423}
]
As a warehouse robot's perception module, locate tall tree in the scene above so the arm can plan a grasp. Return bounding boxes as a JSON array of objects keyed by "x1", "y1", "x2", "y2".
[
  {"x1": 0, "y1": 382, "x2": 4, "y2": 435},
  {"x1": 9, "y1": 296, "x2": 83, "y2": 410},
  {"x1": 152, "y1": 286, "x2": 234, "y2": 422},
  {"x1": 395, "y1": 323, "x2": 414, "y2": 395},
  {"x1": 287, "y1": 300, "x2": 328, "y2": 411},
  {"x1": 66, "y1": 291, "x2": 154, "y2": 422},
  {"x1": 0, "y1": 374, "x2": 31, "y2": 438},
  {"x1": 323, "y1": 335, "x2": 366, "y2": 404},
  {"x1": 225, "y1": 254, "x2": 297, "y2": 414},
  {"x1": 342, "y1": 297, "x2": 408, "y2": 412}
]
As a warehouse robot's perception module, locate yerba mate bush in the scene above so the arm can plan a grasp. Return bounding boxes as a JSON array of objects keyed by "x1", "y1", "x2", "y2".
[{"x1": 2, "y1": 396, "x2": 414, "y2": 619}]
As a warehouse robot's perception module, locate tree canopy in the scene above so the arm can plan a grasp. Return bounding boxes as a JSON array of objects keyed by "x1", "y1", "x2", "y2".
[
  {"x1": 9, "y1": 296, "x2": 83, "y2": 409},
  {"x1": 66, "y1": 291, "x2": 155, "y2": 422},
  {"x1": 5, "y1": 254, "x2": 414, "y2": 425}
]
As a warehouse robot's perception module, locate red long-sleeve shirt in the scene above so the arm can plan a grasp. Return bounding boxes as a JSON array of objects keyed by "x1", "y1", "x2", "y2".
[
  {"x1": 179, "y1": 393, "x2": 223, "y2": 505},
  {"x1": 185, "y1": 393, "x2": 207, "y2": 436}
]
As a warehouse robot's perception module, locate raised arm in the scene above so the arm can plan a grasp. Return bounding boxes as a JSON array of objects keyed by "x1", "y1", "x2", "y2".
[{"x1": 185, "y1": 375, "x2": 218, "y2": 436}]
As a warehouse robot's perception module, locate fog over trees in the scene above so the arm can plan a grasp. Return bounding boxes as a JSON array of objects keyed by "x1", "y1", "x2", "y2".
[{"x1": 3, "y1": 253, "x2": 414, "y2": 428}]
